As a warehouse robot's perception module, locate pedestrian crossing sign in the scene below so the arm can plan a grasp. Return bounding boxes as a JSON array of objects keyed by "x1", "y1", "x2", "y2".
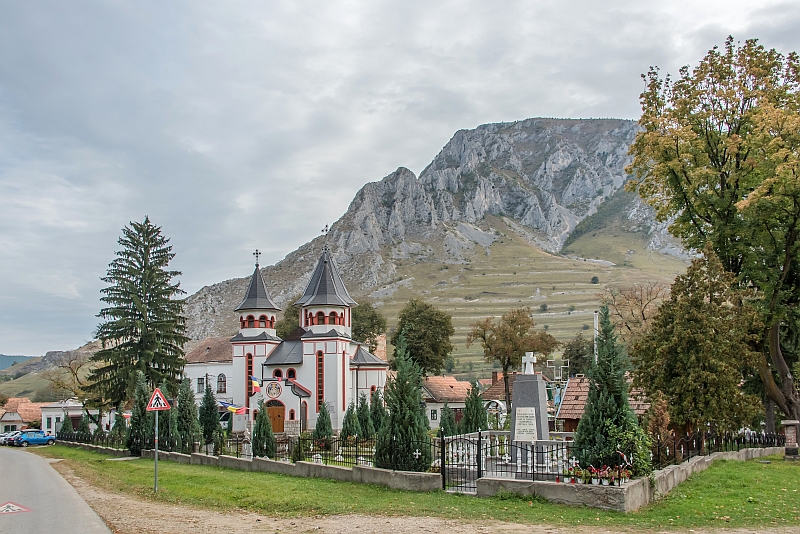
[
  {"x1": 0, "y1": 502, "x2": 30, "y2": 514},
  {"x1": 146, "y1": 388, "x2": 170, "y2": 411}
]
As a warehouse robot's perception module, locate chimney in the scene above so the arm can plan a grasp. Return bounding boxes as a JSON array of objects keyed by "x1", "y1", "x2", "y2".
[{"x1": 491, "y1": 371, "x2": 499, "y2": 385}]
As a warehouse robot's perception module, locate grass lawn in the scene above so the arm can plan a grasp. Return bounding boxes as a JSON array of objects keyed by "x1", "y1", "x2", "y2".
[{"x1": 32, "y1": 446, "x2": 800, "y2": 530}]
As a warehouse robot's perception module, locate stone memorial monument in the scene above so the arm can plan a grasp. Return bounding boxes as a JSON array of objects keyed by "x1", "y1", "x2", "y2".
[
  {"x1": 782, "y1": 419, "x2": 799, "y2": 460},
  {"x1": 509, "y1": 353, "x2": 551, "y2": 475}
]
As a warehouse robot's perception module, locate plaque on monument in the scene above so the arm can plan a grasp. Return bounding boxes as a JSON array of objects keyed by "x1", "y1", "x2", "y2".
[{"x1": 513, "y1": 407, "x2": 538, "y2": 441}]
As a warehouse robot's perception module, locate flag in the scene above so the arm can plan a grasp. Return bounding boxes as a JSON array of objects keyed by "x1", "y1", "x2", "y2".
[
  {"x1": 220, "y1": 400, "x2": 248, "y2": 415},
  {"x1": 250, "y1": 376, "x2": 262, "y2": 394}
]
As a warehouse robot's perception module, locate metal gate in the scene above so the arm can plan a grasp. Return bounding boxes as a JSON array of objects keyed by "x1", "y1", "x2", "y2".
[{"x1": 441, "y1": 433, "x2": 482, "y2": 493}]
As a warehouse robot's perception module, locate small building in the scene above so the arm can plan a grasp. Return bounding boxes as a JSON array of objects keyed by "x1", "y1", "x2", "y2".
[
  {"x1": 556, "y1": 376, "x2": 650, "y2": 432},
  {"x1": 39, "y1": 398, "x2": 112, "y2": 434},
  {"x1": 422, "y1": 376, "x2": 471, "y2": 429},
  {"x1": 0, "y1": 397, "x2": 48, "y2": 432}
]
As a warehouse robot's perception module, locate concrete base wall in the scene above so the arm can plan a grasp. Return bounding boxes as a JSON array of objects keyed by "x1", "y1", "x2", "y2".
[
  {"x1": 252, "y1": 457, "x2": 298, "y2": 476},
  {"x1": 58, "y1": 441, "x2": 130, "y2": 457},
  {"x1": 353, "y1": 465, "x2": 441, "y2": 492},
  {"x1": 477, "y1": 446, "x2": 784, "y2": 512},
  {"x1": 296, "y1": 461, "x2": 354, "y2": 482},
  {"x1": 190, "y1": 453, "x2": 219, "y2": 466}
]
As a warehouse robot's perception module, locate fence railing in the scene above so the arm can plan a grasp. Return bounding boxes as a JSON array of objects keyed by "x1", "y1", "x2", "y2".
[
  {"x1": 651, "y1": 431, "x2": 785, "y2": 470},
  {"x1": 56, "y1": 431, "x2": 128, "y2": 450}
]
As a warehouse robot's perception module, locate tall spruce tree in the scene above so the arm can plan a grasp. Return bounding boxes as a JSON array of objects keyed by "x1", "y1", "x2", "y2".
[
  {"x1": 374, "y1": 335, "x2": 431, "y2": 471},
  {"x1": 176, "y1": 377, "x2": 199, "y2": 453},
  {"x1": 357, "y1": 392, "x2": 375, "y2": 440},
  {"x1": 370, "y1": 389, "x2": 386, "y2": 434},
  {"x1": 78, "y1": 413, "x2": 91, "y2": 434},
  {"x1": 439, "y1": 403, "x2": 457, "y2": 437},
  {"x1": 573, "y1": 306, "x2": 650, "y2": 474},
  {"x1": 110, "y1": 406, "x2": 126, "y2": 440},
  {"x1": 60, "y1": 411, "x2": 73, "y2": 433},
  {"x1": 459, "y1": 380, "x2": 488, "y2": 433},
  {"x1": 312, "y1": 402, "x2": 333, "y2": 448},
  {"x1": 252, "y1": 400, "x2": 277, "y2": 458},
  {"x1": 127, "y1": 371, "x2": 153, "y2": 456},
  {"x1": 88, "y1": 217, "x2": 189, "y2": 408},
  {"x1": 198, "y1": 379, "x2": 218, "y2": 445},
  {"x1": 341, "y1": 401, "x2": 361, "y2": 440}
]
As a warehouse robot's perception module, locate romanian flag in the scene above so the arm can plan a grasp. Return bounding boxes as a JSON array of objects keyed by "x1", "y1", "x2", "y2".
[
  {"x1": 219, "y1": 401, "x2": 246, "y2": 415},
  {"x1": 250, "y1": 376, "x2": 262, "y2": 394}
]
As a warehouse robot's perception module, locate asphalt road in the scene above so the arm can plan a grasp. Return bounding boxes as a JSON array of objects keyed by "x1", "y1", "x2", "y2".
[{"x1": 0, "y1": 446, "x2": 109, "y2": 533}]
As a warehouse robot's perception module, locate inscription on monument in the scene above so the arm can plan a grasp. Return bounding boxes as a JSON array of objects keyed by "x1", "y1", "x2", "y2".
[{"x1": 513, "y1": 407, "x2": 538, "y2": 441}]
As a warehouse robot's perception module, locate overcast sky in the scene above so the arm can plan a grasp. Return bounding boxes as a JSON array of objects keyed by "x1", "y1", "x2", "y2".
[{"x1": 1, "y1": 1, "x2": 798, "y2": 356}]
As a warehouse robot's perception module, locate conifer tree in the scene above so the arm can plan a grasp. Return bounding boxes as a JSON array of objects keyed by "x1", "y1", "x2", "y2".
[
  {"x1": 357, "y1": 392, "x2": 375, "y2": 440},
  {"x1": 78, "y1": 413, "x2": 91, "y2": 434},
  {"x1": 312, "y1": 401, "x2": 333, "y2": 448},
  {"x1": 370, "y1": 389, "x2": 386, "y2": 434},
  {"x1": 127, "y1": 371, "x2": 153, "y2": 456},
  {"x1": 88, "y1": 217, "x2": 189, "y2": 408},
  {"x1": 573, "y1": 306, "x2": 650, "y2": 474},
  {"x1": 439, "y1": 402, "x2": 457, "y2": 437},
  {"x1": 198, "y1": 379, "x2": 218, "y2": 445},
  {"x1": 176, "y1": 377, "x2": 199, "y2": 453},
  {"x1": 459, "y1": 380, "x2": 488, "y2": 433},
  {"x1": 226, "y1": 412, "x2": 233, "y2": 436},
  {"x1": 110, "y1": 406, "x2": 126, "y2": 440},
  {"x1": 341, "y1": 401, "x2": 361, "y2": 440},
  {"x1": 374, "y1": 335, "x2": 431, "y2": 471},
  {"x1": 60, "y1": 411, "x2": 73, "y2": 433},
  {"x1": 252, "y1": 400, "x2": 277, "y2": 458}
]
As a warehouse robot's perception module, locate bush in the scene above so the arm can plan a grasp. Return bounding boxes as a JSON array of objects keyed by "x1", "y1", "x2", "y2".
[{"x1": 591, "y1": 276, "x2": 600, "y2": 284}]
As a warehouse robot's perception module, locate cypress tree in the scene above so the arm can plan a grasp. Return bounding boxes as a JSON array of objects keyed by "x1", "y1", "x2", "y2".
[
  {"x1": 312, "y1": 402, "x2": 333, "y2": 449},
  {"x1": 127, "y1": 371, "x2": 153, "y2": 456},
  {"x1": 341, "y1": 401, "x2": 361, "y2": 440},
  {"x1": 60, "y1": 411, "x2": 73, "y2": 433},
  {"x1": 88, "y1": 217, "x2": 189, "y2": 408},
  {"x1": 370, "y1": 389, "x2": 386, "y2": 434},
  {"x1": 199, "y1": 379, "x2": 218, "y2": 445},
  {"x1": 439, "y1": 402, "x2": 457, "y2": 437},
  {"x1": 226, "y1": 411, "x2": 233, "y2": 436},
  {"x1": 176, "y1": 377, "x2": 199, "y2": 453},
  {"x1": 374, "y1": 334, "x2": 431, "y2": 472},
  {"x1": 110, "y1": 406, "x2": 126, "y2": 440},
  {"x1": 573, "y1": 306, "x2": 650, "y2": 474},
  {"x1": 459, "y1": 380, "x2": 488, "y2": 434},
  {"x1": 252, "y1": 400, "x2": 277, "y2": 458},
  {"x1": 78, "y1": 413, "x2": 91, "y2": 434},
  {"x1": 357, "y1": 392, "x2": 375, "y2": 440}
]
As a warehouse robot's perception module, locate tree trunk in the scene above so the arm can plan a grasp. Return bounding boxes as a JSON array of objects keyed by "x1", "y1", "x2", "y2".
[
  {"x1": 503, "y1": 367, "x2": 511, "y2": 415},
  {"x1": 765, "y1": 398, "x2": 775, "y2": 434},
  {"x1": 762, "y1": 324, "x2": 800, "y2": 421}
]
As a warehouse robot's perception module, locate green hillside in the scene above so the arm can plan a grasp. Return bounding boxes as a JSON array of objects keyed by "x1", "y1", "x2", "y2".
[{"x1": 0, "y1": 355, "x2": 35, "y2": 371}]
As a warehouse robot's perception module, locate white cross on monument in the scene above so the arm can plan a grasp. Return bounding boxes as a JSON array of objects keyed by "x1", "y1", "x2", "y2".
[{"x1": 522, "y1": 352, "x2": 537, "y2": 374}]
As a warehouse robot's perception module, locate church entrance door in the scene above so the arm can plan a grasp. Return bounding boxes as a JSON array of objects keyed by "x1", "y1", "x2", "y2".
[{"x1": 266, "y1": 400, "x2": 285, "y2": 433}]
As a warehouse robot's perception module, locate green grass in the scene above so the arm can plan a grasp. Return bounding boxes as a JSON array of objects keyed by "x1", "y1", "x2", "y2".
[{"x1": 32, "y1": 446, "x2": 800, "y2": 530}]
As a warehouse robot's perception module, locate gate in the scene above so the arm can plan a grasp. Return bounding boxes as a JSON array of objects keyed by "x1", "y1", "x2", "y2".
[{"x1": 441, "y1": 432, "x2": 483, "y2": 493}]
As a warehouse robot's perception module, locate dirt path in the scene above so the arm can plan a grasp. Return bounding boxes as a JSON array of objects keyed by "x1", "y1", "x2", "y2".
[{"x1": 48, "y1": 460, "x2": 797, "y2": 534}]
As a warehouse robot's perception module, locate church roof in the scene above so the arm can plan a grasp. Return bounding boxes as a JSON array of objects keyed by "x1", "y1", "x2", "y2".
[
  {"x1": 230, "y1": 332, "x2": 282, "y2": 343},
  {"x1": 295, "y1": 248, "x2": 357, "y2": 307},
  {"x1": 350, "y1": 345, "x2": 389, "y2": 367},
  {"x1": 263, "y1": 341, "x2": 304, "y2": 365},
  {"x1": 235, "y1": 265, "x2": 281, "y2": 312},
  {"x1": 301, "y1": 328, "x2": 351, "y2": 339},
  {"x1": 186, "y1": 337, "x2": 233, "y2": 363}
]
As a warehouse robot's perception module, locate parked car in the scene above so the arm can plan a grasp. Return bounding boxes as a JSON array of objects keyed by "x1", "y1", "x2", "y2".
[
  {"x1": 12, "y1": 430, "x2": 55, "y2": 447},
  {"x1": 0, "y1": 431, "x2": 22, "y2": 445}
]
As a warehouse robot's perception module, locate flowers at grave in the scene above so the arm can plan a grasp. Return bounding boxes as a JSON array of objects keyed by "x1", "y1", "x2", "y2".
[{"x1": 588, "y1": 465, "x2": 600, "y2": 484}]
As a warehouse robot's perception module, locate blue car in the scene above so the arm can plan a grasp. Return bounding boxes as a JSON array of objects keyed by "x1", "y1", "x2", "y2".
[{"x1": 13, "y1": 430, "x2": 56, "y2": 447}]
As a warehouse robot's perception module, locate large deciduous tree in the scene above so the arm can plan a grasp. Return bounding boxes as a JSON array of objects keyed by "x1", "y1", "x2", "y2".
[
  {"x1": 88, "y1": 217, "x2": 188, "y2": 408},
  {"x1": 352, "y1": 302, "x2": 388, "y2": 353},
  {"x1": 632, "y1": 247, "x2": 763, "y2": 431},
  {"x1": 562, "y1": 332, "x2": 593, "y2": 376},
  {"x1": 275, "y1": 293, "x2": 302, "y2": 339},
  {"x1": 466, "y1": 307, "x2": 558, "y2": 412},
  {"x1": 601, "y1": 282, "x2": 670, "y2": 343},
  {"x1": 626, "y1": 37, "x2": 800, "y2": 420},
  {"x1": 390, "y1": 299, "x2": 454, "y2": 376}
]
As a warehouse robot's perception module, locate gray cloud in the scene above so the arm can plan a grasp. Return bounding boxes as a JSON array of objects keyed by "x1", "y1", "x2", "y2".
[{"x1": 0, "y1": 0, "x2": 798, "y2": 354}]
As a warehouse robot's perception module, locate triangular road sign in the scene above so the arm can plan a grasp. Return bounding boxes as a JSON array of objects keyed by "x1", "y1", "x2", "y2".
[
  {"x1": 147, "y1": 388, "x2": 171, "y2": 411},
  {"x1": 0, "y1": 502, "x2": 30, "y2": 514}
]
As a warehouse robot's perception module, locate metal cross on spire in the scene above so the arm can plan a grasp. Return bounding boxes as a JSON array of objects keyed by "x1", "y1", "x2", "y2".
[
  {"x1": 321, "y1": 224, "x2": 329, "y2": 235},
  {"x1": 253, "y1": 249, "x2": 261, "y2": 267}
]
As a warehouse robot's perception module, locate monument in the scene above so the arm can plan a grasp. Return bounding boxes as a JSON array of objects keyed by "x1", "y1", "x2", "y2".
[
  {"x1": 783, "y1": 419, "x2": 799, "y2": 460},
  {"x1": 510, "y1": 352, "x2": 550, "y2": 442}
]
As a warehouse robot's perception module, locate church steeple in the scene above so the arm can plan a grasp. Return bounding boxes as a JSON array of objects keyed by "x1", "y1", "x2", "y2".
[
  {"x1": 235, "y1": 250, "x2": 281, "y2": 334},
  {"x1": 296, "y1": 246, "x2": 356, "y2": 335}
]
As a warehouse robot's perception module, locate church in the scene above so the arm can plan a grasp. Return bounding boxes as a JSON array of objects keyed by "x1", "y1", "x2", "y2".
[{"x1": 184, "y1": 247, "x2": 389, "y2": 435}]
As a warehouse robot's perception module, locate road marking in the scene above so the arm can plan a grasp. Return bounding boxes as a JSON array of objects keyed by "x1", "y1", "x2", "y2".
[{"x1": 0, "y1": 502, "x2": 30, "y2": 514}]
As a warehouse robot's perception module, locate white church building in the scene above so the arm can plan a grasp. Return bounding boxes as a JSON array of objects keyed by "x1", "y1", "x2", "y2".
[{"x1": 184, "y1": 248, "x2": 388, "y2": 435}]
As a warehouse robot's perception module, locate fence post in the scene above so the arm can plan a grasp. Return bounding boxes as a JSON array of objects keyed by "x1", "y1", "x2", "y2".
[
  {"x1": 477, "y1": 431, "x2": 483, "y2": 481},
  {"x1": 439, "y1": 428, "x2": 446, "y2": 490}
]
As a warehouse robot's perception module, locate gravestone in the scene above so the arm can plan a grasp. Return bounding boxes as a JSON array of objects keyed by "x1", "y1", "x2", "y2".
[
  {"x1": 782, "y1": 419, "x2": 799, "y2": 460},
  {"x1": 509, "y1": 353, "x2": 551, "y2": 475}
]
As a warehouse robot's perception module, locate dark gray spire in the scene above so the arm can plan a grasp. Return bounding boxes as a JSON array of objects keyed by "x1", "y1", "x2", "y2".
[
  {"x1": 235, "y1": 264, "x2": 281, "y2": 312},
  {"x1": 295, "y1": 247, "x2": 357, "y2": 307}
]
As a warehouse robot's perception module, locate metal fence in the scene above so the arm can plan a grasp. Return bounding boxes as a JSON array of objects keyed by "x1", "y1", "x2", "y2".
[
  {"x1": 651, "y1": 431, "x2": 785, "y2": 469},
  {"x1": 56, "y1": 431, "x2": 128, "y2": 450}
]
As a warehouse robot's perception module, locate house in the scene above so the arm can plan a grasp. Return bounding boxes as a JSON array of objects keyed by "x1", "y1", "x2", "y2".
[
  {"x1": 39, "y1": 398, "x2": 112, "y2": 434},
  {"x1": 0, "y1": 397, "x2": 48, "y2": 432},
  {"x1": 421, "y1": 376, "x2": 471, "y2": 429},
  {"x1": 556, "y1": 375, "x2": 650, "y2": 432},
  {"x1": 184, "y1": 247, "x2": 389, "y2": 435}
]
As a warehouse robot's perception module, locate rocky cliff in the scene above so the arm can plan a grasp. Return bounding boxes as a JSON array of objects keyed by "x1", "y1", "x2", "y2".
[{"x1": 184, "y1": 117, "x2": 676, "y2": 343}]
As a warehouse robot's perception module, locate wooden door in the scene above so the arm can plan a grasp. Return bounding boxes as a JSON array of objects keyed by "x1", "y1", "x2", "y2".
[{"x1": 266, "y1": 401, "x2": 285, "y2": 433}]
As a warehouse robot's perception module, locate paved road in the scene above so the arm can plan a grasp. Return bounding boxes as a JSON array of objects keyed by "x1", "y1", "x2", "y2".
[{"x1": 0, "y1": 446, "x2": 109, "y2": 533}]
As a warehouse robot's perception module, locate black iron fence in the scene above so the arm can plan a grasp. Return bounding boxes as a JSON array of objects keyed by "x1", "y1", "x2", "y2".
[
  {"x1": 651, "y1": 431, "x2": 785, "y2": 470},
  {"x1": 56, "y1": 431, "x2": 127, "y2": 450}
]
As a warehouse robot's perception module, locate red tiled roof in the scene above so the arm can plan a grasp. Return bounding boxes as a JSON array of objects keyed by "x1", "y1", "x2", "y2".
[
  {"x1": 556, "y1": 377, "x2": 650, "y2": 420},
  {"x1": 481, "y1": 372, "x2": 551, "y2": 402},
  {"x1": 185, "y1": 337, "x2": 233, "y2": 364},
  {"x1": 422, "y1": 376, "x2": 471, "y2": 403},
  {"x1": 0, "y1": 397, "x2": 47, "y2": 423}
]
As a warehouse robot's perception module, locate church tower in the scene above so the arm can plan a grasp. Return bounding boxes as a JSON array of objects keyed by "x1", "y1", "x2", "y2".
[
  {"x1": 295, "y1": 246, "x2": 356, "y2": 337},
  {"x1": 234, "y1": 252, "x2": 282, "y2": 338}
]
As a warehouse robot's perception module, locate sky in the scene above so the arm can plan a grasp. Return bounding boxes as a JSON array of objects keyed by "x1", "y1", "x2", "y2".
[{"x1": 1, "y1": 1, "x2": 799, "y2": 356}]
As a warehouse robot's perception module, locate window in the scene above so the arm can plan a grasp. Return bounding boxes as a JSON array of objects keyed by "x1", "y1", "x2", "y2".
[
  {"x1": 247, "y1": 315, "x2": 255, "y2": 328},
  {"x1": 217, "y1": 374, "x2": 227, "y2": 393},
  {"x1": 316, "y1": 351, "x2": 324, "y2": 410},
  {"x1": 287, "y1": 368, "x2": 296, "y2": 379},
  {"x1": 46, "y1": 417, "x2": 52, "y2": 430},
  {"x1": 273, "y1": 369, "x2": 283, "y2": 379},
  {"x1": 329, "y1": 312, "x2": 338, "y2": 325},
  {"x1": 316, "y1": 311, "x2": 325, "y2": 325},
  {"x1": 259, "y1": 315, "x2": 267, "y2": 328},
  {"x1": 246, "y1": 354, "x2": 254, "y2": 396},
  {"x1": 289, "y1": 409, "x2": 295, "y2": 420},
  {"x1": 197, "y1": 377, "x2": 205, "y2": 393},
  {"x1": 430, "y1": 409, "x2": 438, "y2": 421}
]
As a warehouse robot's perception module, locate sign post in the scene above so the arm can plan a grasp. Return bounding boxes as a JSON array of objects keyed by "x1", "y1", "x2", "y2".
[{"x1": 146, "y1": 388, "x2": 171, "y2": 492}]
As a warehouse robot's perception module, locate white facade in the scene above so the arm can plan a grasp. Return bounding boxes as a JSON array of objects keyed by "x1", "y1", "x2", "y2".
[{"x1": 40, "y1": 399, "x2": 113, "y2": 433}]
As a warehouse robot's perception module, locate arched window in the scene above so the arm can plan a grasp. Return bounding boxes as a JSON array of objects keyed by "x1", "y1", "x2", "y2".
[
  {"x1": 371, "y1": 385, "x2": 376, "y2": 393},
  {"x1": 273, "y1": 369, "x2": 283, "y2": 379},
  {"x1": 287, "y1": 368, "x2": 296, "y2": 379},
  {"x1": 289, "y1": 409, "x2": 295, "y2": 420},
  {"x1": 246, "y1": 353, "x2": 254, "y2": 396},
  {"x1": 247, "y1": 315, "x2": 255, "y2": 328},
  {"x1": 269, "y1": 315, "x2": 275, "y2": 328},
  {"x1": 240, "y1": 317, "x2": 245, "y2": 329},
  {"x1": 316, "y1": 311, "x2": 325, "y2": 325},
  {"x1": 329, "y1": 312, "x2": 338, "y2": 325},
  {"x1": 258, "y1": 315, "x2": 267, "y2": 328},
  {"x1": 217, "y1": 374, "x2": 227, "y2": 393}
]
